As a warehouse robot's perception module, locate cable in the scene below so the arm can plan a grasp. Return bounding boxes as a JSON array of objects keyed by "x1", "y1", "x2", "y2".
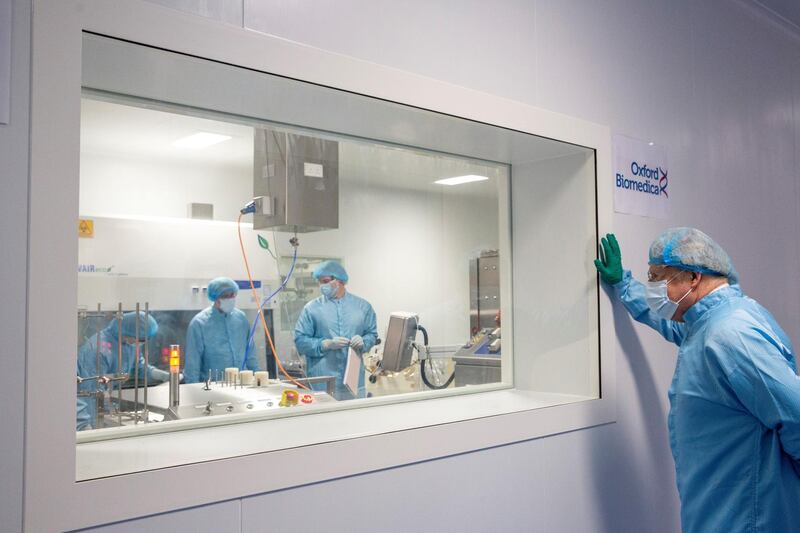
[
  {"x1": 241, "y1": 246, "x2": 297, "y2": 370},
  {"x1": 416, "y1": 325, "x2": 455, "y2": 390},
  {"x1": 237, "y1": 213, "x2": 309, "y2": 390}
]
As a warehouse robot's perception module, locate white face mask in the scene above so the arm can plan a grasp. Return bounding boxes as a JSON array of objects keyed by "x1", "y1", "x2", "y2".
[
  {"x1": 320, "y1": 280, "x2": 340, "y2": 299},
  {"x1": 219, "y1": 298, "x2": 236, "y2": 314},
  {"x1": 645, "y1": 273, "x2": 693, "y2": 320}
]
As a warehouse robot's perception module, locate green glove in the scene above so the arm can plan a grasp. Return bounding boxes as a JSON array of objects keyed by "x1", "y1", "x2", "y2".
[{"x1": 594, "y1": 233, "x2": 623, "y2": 285}]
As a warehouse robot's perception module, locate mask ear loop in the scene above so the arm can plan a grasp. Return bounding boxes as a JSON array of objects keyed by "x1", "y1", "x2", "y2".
[{"x1": 674, "y1": 272, "x2": 699, "y2": 304}]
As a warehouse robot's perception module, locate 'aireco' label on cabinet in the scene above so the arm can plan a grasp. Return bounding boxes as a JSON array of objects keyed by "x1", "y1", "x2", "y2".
[{"x1": 613, "y1": 134, "x2": 669, "y2": 219}]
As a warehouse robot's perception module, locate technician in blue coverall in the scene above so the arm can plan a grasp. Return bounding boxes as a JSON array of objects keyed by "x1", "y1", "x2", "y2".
[
  {"x1": 595, "y1": 228, "x2": 800, "y2": 533},
  {"x1": 294, "y1": 261, "x2": 377, "y2": 399},
  {"x1": 76, "y1": 311, "x2": 168, "y2": 430},
  {"x1": 184, "y1": 277, "x2": 260, "y2": 383}
]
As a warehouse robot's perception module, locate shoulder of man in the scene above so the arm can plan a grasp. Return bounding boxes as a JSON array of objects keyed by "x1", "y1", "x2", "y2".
[
  {"x1": 705, "y1": 304, "x2": 788, "y2": 365},
  {"x1": 190, "y1": 306, "x2": 213, "y2": 324},
  {"x1": 300, "y1": 295, "x2": 326, "y2": 312},
  {"x1": 344, "y1": 291, "x2": 372, "y2": 307},
  {"x1": 232, "y1": 307, "x2": 250, "y2": 321}
]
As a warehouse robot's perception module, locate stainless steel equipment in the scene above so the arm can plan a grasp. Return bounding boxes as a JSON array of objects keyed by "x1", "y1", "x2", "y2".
[
  {"x1": 469, "y1": 251, "x2": 500, "y2": 335},
  {"x1": 453, "y1": 355, "x2": 501, "y2": 386},
  {"x1": 253, "y1": 128, "x2": 339, "y2": 233},
  {"x1": 77, "y1": 308, "x2": 275, "y2": 375},
  {"x1": 452, "y1": 328, "x2": 502, "y2": 386},
  {"x1": 168, "y1": 344, "x2": 180, "y2": 408},
  {"x1": 119, "y1": 380, "x2": 336, "y2": 422},
  {"x1": 381, "y1": 312, "x2": 419, "y2": 372},
  {"x1": 76, "y1": 302, "x2": 164, "y2": 428}
]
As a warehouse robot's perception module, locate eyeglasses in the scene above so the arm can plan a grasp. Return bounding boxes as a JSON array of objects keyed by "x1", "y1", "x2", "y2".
[
  {"x1": 318, "y1": 277, "x2": 335, "y2": 284},
  {"x1": 647, "y1": 269, "x2": 682, "y2": 283}
]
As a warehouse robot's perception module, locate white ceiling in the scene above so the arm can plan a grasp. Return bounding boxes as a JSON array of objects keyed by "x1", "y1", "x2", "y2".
[
  {"x1": 80, "y1": 98, "x2": 507, "y2": 197},
  {"x1": 80, "y1": 98, "x2": 254, "y2": 169}
]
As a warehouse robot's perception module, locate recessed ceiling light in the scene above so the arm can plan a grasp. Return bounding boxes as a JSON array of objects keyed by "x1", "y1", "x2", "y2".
[
  {"x1": 434, "y1": 175, "x2": 489, "y2": 186},
  {"x1": 172, "y1": 132, "x2": 232, "y2": 149}
]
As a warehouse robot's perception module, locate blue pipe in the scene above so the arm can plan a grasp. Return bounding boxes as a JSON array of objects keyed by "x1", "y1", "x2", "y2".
[{"x1": 241, "y1": 246, "x2": 298, "y2": 370}]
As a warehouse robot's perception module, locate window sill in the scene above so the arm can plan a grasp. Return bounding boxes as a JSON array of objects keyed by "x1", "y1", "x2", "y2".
[{"x1": 77, "y1": 387, "x2": 597, "y2": 481}]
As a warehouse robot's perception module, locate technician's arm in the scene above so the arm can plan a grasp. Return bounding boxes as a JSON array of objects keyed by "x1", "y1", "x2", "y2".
[
  {"x1": 242, "y1": 315, "x2": 261, "y2": 372},
  {"x1": 183, "y1": 319, "x2": 204, "y2": 383},
  {"x1": 722, "y1": 328, "x2": 800, "y2": 461},
  {"x1": 76, "y1": 339, "x2": 112, "y2": 387},
  {"x1": 614, "y1": 271, "x2": 686, "y2": 346},
  {"x1": 361, "y1": 304, "x2": 379, "y2": 353},
  {"x1": 294, "y1": 307, "x2": 324, "y2": 359},
  {"x1": 76, "y1": 398, "x2": 92, "y2": 431},
  {"x1": 595, "y1": 233, "x2": 685, "y2": 346},
  {"x1": 140, "y1": 356, "x2": 170, "y2": 383}
]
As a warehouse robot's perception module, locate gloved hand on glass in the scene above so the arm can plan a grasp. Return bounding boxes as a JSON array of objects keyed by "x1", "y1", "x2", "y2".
[
  {"x1": 594, "y1": 233, "x2": 624, "y2": 285},
  {"x1": 321, "y1": 336, "x2": 350, "y2": 351},
  {"x1": 350, "y1": 335, "x2": 364, "y2": 351}
]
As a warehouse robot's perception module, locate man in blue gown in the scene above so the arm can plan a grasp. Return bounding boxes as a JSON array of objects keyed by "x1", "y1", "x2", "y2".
[
  {"x1": 596, "y1": 228, "x2": 800, "y2": 532},
  {"x1": 294, "y1": 261, "x2": 378, "y2": 399},
  {"x1": 184, "y1": 277, "x2": 260, "y2": 383}
]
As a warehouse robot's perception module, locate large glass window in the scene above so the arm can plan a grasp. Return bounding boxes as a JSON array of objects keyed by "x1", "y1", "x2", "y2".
[
  {"x1": 75, "y1": 35, "x2": 600, "y2": 459},
  {"x1": 77, "y1": 95, "x2": 509, "y2": 434}
]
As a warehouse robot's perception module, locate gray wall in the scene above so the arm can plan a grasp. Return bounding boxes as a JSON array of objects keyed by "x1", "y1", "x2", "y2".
[
  {"x1": 3, "y1": 0, "x2": 795, "y2": 531},
  {"x1": 0, "y1": 1, "x2": 29, "y2": 532}
]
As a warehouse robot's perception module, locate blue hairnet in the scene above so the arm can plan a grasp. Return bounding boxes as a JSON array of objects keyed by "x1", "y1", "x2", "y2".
[
  {"x1": 107, "y1": 311, "x2": 158, "y2": 339},
  {"x1": 207, "y1": 277, "x2": 239, "y2": 301},
  {"x1": 312, "y1": 261, "x2": 349, "y2": 283},
  {"x1": 649, "y1": 227, "x2": 738, "y2": 284}
]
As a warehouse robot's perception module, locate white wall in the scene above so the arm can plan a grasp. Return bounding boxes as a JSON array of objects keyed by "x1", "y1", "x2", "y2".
[
  {"x1": 0, "y1": 1, "x2": 29, "y2": 531},
  {"x1": 4, "y1": 0, "x2": 790, "y2": 531},
  {"x1": 514, "y1": 152, "x2": 600, "y2": 397}
]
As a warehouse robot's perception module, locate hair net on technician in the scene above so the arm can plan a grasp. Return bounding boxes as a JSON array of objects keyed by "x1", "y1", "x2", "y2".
[
  {"x1": 207, "y1": 277, "x2": 239, "y2": 301},
  {"x1": 649, "y1": 227, "x2": 738, "y2": 284},
  {"x1": 312, "y1": 261, "x2": 349, "y2": 283},
  {"x1": 107, "y1": 311, "x2": 159, "y2": 339}
]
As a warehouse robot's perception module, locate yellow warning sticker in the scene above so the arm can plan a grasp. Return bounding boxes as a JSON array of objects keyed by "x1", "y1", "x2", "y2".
[{"x1": 78, "y1": 219, "x2": 94, "y2": 238}]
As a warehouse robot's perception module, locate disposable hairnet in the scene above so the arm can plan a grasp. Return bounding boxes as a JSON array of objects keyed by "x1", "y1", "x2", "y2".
[
  {"x1": 207, "y1": 277, "x2": 239, "y2": 301},
  {"x1": 649, "y1": 227, "x2": 738, "y2": 284},
  {"x1": 107, "y1": 311, "x2": 158, "y2": 339},
  {"x1": 312, "y1": 261, "x2": 349, "y2": 283}
]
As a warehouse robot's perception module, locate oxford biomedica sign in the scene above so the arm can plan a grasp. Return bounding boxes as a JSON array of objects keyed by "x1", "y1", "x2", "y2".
[{"x1": 613, "y1": 134, "x2": 669, "y2": 218}]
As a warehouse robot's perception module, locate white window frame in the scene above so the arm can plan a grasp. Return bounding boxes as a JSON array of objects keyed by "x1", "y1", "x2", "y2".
[{"x1": 25, "y1": 1, "x2": 615, "y2": 531}]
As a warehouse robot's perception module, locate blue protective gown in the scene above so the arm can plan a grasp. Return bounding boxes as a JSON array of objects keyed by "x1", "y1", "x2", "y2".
[
  {"x1": 76, "y1": 327, "x2": 170, "y2": 430},
  {"x1": 184, "y1": 306, "x2": 259, "y2": 383},
  {"x1": 76, "y1": 398, "x2": 92, "y2": 431},
  {"x1": 615, "y1": 270, "x2": 800, "y2": 532},
  {"x1": 294, "y1": 291, "x2": 378, "y2": 399}
]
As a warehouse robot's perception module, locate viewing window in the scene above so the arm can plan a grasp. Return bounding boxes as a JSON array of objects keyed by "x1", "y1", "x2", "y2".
[
  {"x1": 77, "y1": 94, "x2": 509, "y2": 433},
  {"x1": 75, "y1": 35, "x2": 600, "y2": 477}
]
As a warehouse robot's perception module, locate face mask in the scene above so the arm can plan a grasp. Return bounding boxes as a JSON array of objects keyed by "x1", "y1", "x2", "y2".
[
  {"x1": 320, "y1": 281, "x2": 338, "y2": 299},
  {"x1": 645, "y1": 274, "x2": 693, "y2": 320},
  {"x1": 219, "y1": 298, "x2": 236, "y2": 314}
]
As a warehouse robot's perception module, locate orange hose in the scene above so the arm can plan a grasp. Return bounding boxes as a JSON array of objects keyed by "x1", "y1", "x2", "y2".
[{"x1": 238, "y1": 213, "x2": 309, "y2": 390}]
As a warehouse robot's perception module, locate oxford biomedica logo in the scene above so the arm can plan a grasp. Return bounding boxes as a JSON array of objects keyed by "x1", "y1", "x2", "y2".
[
  {"x1": 613, "y1": 135, "x2": 670, "y2": 218},
  {"x1": 617, "y1": 161, "x2": 668, "y2": 198}
]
